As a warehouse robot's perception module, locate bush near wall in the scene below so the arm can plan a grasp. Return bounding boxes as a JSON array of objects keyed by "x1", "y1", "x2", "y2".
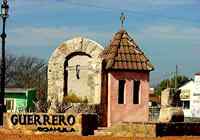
[{"x1": 63, "y1": 93, "x2": 88, "y2": 103}]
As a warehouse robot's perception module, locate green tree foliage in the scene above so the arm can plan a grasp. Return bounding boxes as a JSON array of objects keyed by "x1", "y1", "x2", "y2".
[{"x1": 154, "y1": 75, "x2": 191, "y2": 95}]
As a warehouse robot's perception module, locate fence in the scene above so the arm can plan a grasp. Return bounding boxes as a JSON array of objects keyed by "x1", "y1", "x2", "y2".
[{"x1": 149, "y1": 106, "x2": 160, "y2": 122}]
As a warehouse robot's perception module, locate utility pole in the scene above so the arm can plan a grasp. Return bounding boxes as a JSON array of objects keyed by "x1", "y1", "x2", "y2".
[
  {"x1": 169, "y1": 72, "x2": 173, "y2": 88},
  {"x1": 175, "y1": 64, "x2": 178, "y2": 90}
]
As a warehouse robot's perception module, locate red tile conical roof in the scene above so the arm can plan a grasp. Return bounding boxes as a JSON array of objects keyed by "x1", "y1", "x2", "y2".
[{"x1": 101, "y1": 29, "x2": 154, "y2": 71}]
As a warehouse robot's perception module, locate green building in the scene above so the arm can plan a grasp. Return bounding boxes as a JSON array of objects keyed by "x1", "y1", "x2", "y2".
[{"x1": 4, "y1": 88, "x2": 36, "y2": 112}]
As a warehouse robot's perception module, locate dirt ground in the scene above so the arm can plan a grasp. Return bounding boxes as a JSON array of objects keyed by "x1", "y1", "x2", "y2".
[
  {"x1": 1, "y1": 135, "x2": 200, "y2": 140},
  {"x1": 1, "y1": 130, "x2": 200, "y2": 140}
]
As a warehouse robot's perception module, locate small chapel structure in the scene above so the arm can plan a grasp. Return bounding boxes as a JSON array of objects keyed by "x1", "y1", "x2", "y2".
[
  {"x1": 47, "y1": 13, "x2": 154, "y2": 127},
  {"x1": 99, "y1": 14, "x2": 154, "y2": 127}
]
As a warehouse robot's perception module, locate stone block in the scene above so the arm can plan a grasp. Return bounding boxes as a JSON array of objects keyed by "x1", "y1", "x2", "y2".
[
  {"x1": 159, "y1": 107, "x2": 184, "y2": 122},
  {"x1": 48, "y1": 37, "x2": 103, "y2": 105}
]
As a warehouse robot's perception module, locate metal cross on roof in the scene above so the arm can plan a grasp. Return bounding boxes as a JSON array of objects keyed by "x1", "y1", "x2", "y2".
[
  {"x1": 3, "y1": 0, "x2": 8, "y2": 4},
  {"x1": 120, "y1": 12, "x2": 126, "y2": 28}
]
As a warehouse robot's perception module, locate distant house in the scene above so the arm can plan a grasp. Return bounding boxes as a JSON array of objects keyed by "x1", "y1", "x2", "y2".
[
  {"x1": 191, "y1": 72, "x2": 200, "y2": 118},
  {"x1": 178, "y1": 80, "x2": 194, "y2": 117},
  {"x1": 177, "y1": 72, "x2": 200, "y2": 118},
  {"x1": 3, "y1": 88, "x2": 36, "y2": 112}
]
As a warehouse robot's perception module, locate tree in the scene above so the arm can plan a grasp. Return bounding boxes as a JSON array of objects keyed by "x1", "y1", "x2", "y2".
[
  {"x1": 0, "y1": 54, "x2": 16, "y2": 86},
  {"x1": 0, "y1": 54, "x2": 48, "y2": 100},
  {"x1": 154, "y1": 75, "x2": 191, "y2": 95}
]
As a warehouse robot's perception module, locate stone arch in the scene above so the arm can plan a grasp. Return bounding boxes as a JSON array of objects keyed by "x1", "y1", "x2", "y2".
[{"x1": 48, "y1": 37, "x2": 103, "y2": 104}]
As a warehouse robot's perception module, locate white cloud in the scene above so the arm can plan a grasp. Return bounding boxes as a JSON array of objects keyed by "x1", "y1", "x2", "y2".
[
  {"x1": 7, "y1": 26, "x2": 111, "y2": 48},
  {"x1": 7, "y1": 24, "x2": 200, "y2": 49},
  {"x1": 13, "y1": 0, "x2": 198, "y2": 13},
  {"x1": 144, "y1": 0, "x2": 197, "y2": 6},
  {"x1": 138, "y1": 24, "x2": 200, "y2": 42}
]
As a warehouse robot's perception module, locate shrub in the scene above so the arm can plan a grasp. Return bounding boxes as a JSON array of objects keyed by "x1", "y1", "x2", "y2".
[{"x1": 63, "y1": 90, "x2": 89, "y2": 103}]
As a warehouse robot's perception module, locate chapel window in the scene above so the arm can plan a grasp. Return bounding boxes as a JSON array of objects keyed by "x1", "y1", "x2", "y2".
[
  {"x1": 133, "y1": 80, "x2": 140, "y2": 104},
  {"x1": 118, "y1": 80, "x2": 125, "y2": 104}
]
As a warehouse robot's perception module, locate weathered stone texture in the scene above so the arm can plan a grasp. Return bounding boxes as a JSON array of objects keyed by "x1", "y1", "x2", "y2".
[
  {"x1": 159, "y1": 107, "x2": 184, "y2": 122},
  {"x1": 48, "y1": 37, "x2": 103, "y2": 104},
  {"x1": 159, "y1": 88, "x2": 184, "y2": 122},
  {"x1": 161, "y1": 88, "x2": 174, "y2": 107}
]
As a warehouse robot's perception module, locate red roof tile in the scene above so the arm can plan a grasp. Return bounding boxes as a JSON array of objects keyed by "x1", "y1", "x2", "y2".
[{"x1": 100, "y1": 29, "x2": 154, "y2": 71}]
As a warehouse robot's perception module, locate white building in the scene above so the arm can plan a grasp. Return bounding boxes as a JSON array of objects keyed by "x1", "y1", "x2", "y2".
[
  {"x1": 179, "y1": 80, "x2": 194, "y2": 117},
  {"x1": 178, "y1": 72, "x2": 200, "y2": 118},
  {"x1": 191, "y1": 72, "x2": 200, "y2": 118}
]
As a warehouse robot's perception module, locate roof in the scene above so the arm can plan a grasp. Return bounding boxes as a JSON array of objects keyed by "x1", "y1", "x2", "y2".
[
  {"x1": 5, "y1": 88, "x2": 35, "y2": 93},
  {"x1": 195, "y1": 72, "x2": 200, "y2": 75},
  {"x1": 178, "y1": 80, "x2": 194, "y2": 90},
  {"x1": 100, "y1": 29, "x2": 154, "y2": 71}
]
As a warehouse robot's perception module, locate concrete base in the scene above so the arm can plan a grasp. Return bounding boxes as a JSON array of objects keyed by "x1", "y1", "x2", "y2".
[{"x1": 94, "y1": 122, "x2": 200, "y2": 137}]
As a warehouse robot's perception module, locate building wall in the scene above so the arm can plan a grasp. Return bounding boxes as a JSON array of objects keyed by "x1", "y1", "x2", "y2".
[
  {"x1": 16, "y1": 99, "x2": 27, "y2": 112},
  {"x1": 179, "y1": 81, "x2": 194, "y2": 117},
  {"x1": 107, "y1": 71, "x2": 150, "y2": 126},
  {"x1": 67, "y1": 55, "x2": 101, "y2": 104},
  {"x1": 191, "y1": 75, "x2": 200, "y2": 117},
  {"x1": 27, "y1": 89, "x2": 37, "y2": 112},
  {"x1": 4, "y1": 89, "x2": 36, "y2": 112},
  {"x1": 5, "y1": 93, "x2": 27, "y2": 112}
]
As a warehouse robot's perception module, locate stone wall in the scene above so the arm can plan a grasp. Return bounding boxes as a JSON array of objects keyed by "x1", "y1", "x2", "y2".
[{"x1": 48, "y1": 37, "x2": 103, "y2": 104}]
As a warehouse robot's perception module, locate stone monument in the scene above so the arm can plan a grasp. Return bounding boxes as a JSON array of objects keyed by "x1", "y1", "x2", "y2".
[
  {"x1": 48, "y1": 37, "x2": 103, "y2": 107},
  {"x1": 159, "y1": 88, "x2": 184, "y2": 122}
]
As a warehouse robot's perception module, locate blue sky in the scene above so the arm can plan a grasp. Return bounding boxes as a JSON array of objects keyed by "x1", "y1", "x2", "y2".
[{"x1": 3, "y1": 0, "x2": 200, "y2": 86}]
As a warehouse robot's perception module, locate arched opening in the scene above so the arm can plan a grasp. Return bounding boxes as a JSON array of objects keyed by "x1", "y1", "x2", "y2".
[
  {"x1": 63, "y1": 52, "x2": 92, "y2": 97},
  {"x1": 48, "y1": 37, "x2": 103, "y2": 105}
]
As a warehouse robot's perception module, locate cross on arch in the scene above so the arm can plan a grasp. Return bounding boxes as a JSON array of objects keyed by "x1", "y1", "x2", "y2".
[{"x1": 120, "y1": 12, "x2": 126, "y2": 28}]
